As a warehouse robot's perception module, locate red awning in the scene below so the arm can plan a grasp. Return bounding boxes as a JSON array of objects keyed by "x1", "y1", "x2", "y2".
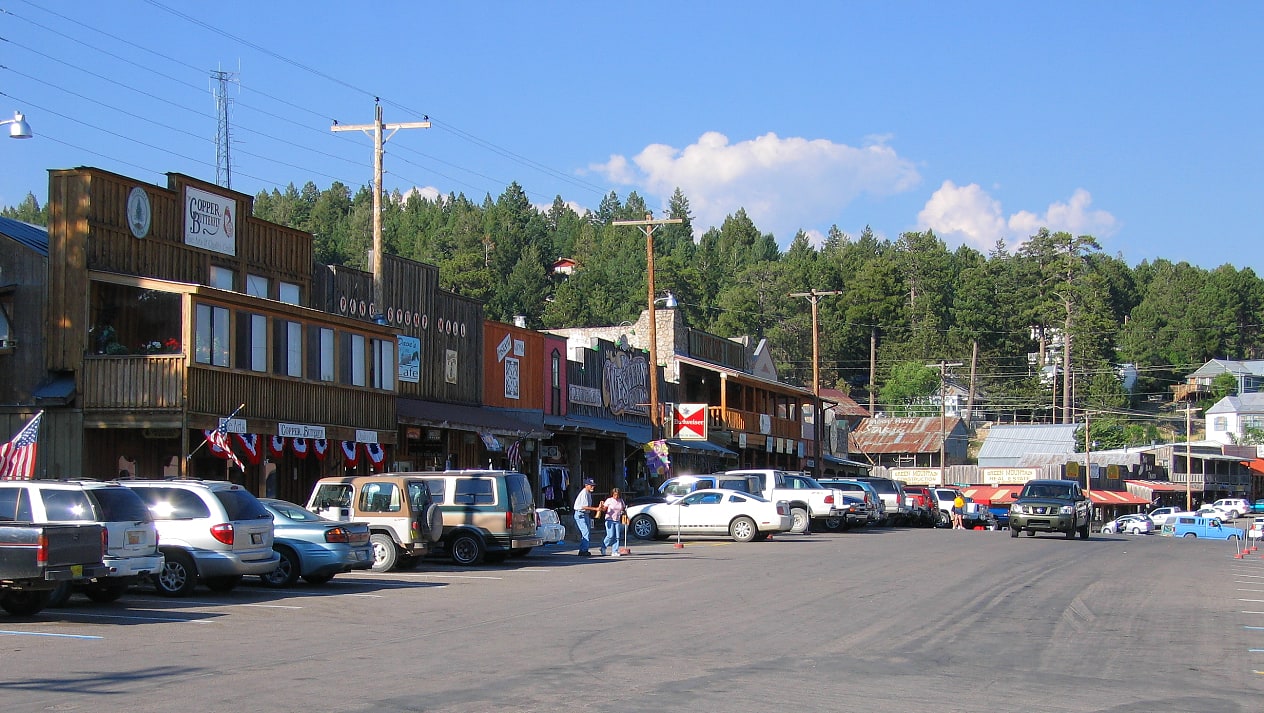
[
  {"x1": 963, "y1": 485, "x2": 1149, "y2": 506},
  {"x1": 1247, "y1": 459, "x2": 1264, "y2": 475},
  {"x1": 1086, "y1": 490, "x2": 1150, "y2": 506}
]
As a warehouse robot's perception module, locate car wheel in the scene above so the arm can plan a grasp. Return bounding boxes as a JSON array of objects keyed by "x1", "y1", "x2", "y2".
[
  {"x1": 822, "y1": 516, "x2": 844, "y2": 532},
  {"x1": 84, "y1": 583, "x2": 127, "y2": 603},
  {"x1": 1, "y1": 589, "x2": 51, "y2": 616},
  {"x1": 302, "y1": 573, "x2": 335, "y2": 585},
  {"x1": 630, "y1": 514, "x2": 657, "y2": 540},
  {"x1": 1229, "y1": 510, "x2": 1240, "y2": 520},
  {"x1": 1183, "y1": 533, "x2": 1197, "y2": 538},
  {"x1": 154, "y1": 550, "x2": 198, "y2": 597},
  {"x1": 1129, "y1": 526, "x2": 1141, "y2": 535},
  {"x1": 204, "y1": 575, "x2": 242, "y2": 593},
  {"x1": 937, "y1": 511, "x2": 952, "y2": 528},
  {"x1": 730, "y1": 516, "x2": 758, "y2": 543},
  {"x1": 1079, "y1": 523, "x2": 1090, "y2": 539},
  {"x1": 449, "y1": 533, "x2": 485, "y2": 565},
  {"x1": 1010, "y1": 526, "x2": 1020, "y2": 538},
  {"x1": 47, "y1": 582, "x2": 72, "y2": 608},
  {"x1": 370, "y1": 533, "x2": 398, "y2": 572},
  {"x1": 788, "y1": 507, "x2": 810, "y2": 534},
  {"x1": 260, "y1": 547, "x2": 300, "y2": 588}
]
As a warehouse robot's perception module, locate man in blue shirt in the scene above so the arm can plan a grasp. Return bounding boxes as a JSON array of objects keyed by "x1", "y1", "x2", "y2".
[{"x1": 573, "y1": 478, "x2": 598, "y2": 556}]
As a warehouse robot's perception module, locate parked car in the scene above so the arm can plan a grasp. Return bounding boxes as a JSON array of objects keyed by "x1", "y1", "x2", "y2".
[
  {"x1": 628, "y1": 489, "x2": 792, "y2": 543},
  {"x1": 1212, "y1": 498, "x2": 1250, "y2": 520},
  {"x1": 1252, "y1": 499, "x2": 1264, "y2": 514},
  {"x1": 1101, "y1": 513, "x2": 1155, "y2": 535},
  {"x1": 124, "y1": 480, "x2": 279, "y2": 596},
  {"x1": 1160, "y1": 515, "x2": 1242, "y2": 540},
  {"x1": 1195, "y1": 504, "x2": 1236, "y2": 522},
  {"x1": 899, "y1": 485, "x2": 938, "y2": 527},
  {"x1": 1008, "y1": 479, "x2": 1092, "y2": 539},
  {"x1": 257, "y1": 499, "x2": 372, "y2": 587},
  {"x1": 656, "y1": 473, "x2": 760, "y2": 503},
  {"x1": 307, "y1": 474, "x2": 444, "y2": 571},
  {"x1": 1148, "y1": 506, "x2": 1193, "y2": 529},
  {"x1": 818, "y1": 479, "x2": 885, "y2": 525},
  {"x1": 851, "y1": 476, "x2": 910, "y2": 525},
  {"x1": 0, "y1": 480, "x2": 161, "y2": 606},
  {"x1": 535, "y1": 507, "x2": 566, "y2": 545},
  {"x1": 929, "y1": 487, "x2": 967, "y2": 528},
  {"x1": 960, "y1": 499, "x2": 998, "y2": 530},
  {"x1": 1247, "y1": 517, "x2": 1264, "y2": 540},
  {"x1": 417, "y1": 470, "x2": 542, "y2": 565}
]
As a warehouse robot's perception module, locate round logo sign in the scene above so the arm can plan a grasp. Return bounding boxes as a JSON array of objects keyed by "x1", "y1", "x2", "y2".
[{"x1": 127, "y1": 187, "x2": 151, "y2": 238}]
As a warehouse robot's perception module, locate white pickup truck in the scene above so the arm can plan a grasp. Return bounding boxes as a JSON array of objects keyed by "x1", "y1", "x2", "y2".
[{"x1": 724, "y1": 469, "x2": 851, "y2": 534}]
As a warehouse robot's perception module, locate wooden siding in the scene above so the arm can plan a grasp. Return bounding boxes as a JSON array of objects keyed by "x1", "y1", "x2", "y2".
[
  {"x1": 186, "y1": 368, "x2": 395, "y2": 442},
  {"x1": 483, "y1": 321, "x2": 544, "y2": 409},
  {"x1": 0, "y1": 238, "x2": 47, "y2": 404},
  {"x1": 311, "y1": 258, "x2": 483, "y2": 404},
  {"x1": 47, "y1": 168, "x2": 314, "y2": 373},
  {"x1": 82, "y1": 355, "x2": 184, "y2": 410}
]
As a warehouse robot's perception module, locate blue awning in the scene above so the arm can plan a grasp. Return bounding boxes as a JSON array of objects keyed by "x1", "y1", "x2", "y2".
[
  {"x1": 34, "y1": 374, "x2": 76, "y2": 405},
  {"x1": 545, "y1": 414, "x2": 651, "y2": 444}
]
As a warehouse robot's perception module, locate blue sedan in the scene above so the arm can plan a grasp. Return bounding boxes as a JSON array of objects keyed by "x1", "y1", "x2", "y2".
[{"x1": 259, "y1": 499, "x2": 373, "y2": 587}]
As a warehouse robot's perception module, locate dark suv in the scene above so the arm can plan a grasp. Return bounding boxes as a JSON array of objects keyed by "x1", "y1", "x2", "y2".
[{"x1": 1008, "y1": 479, "x2": 1092, "y2": 539}]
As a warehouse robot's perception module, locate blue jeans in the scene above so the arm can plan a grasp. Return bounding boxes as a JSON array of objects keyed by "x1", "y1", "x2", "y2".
[
  {"x1": 603, "y1": 521, "x2": 624, "y2": 552},
  {"x1": 574, "y1": 513, "x2": 591, "y2": 552}
]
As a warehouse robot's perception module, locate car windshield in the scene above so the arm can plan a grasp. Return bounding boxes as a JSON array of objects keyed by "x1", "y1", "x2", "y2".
[
  {"x1": 89, "y1": 487, "x2": 152, "y2": 522},
  {"x1": 268, "y1": 501, "x2": 324, "y2": 522}
]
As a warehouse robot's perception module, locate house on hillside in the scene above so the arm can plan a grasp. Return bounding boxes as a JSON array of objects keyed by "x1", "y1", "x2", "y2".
[
  {"x1": 1174, "y1": 359, "x2": 1264, "y2": 402},
  {"x1": 849, "y1": 416, "x2": 968, "y2": 468},
  {"x1": 1205, "y1": 392, "x2": 1264, "y2": 446}
]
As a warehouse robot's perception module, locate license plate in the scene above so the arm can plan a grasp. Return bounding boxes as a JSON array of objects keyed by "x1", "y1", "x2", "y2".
[
  {"x1": 251, "y1": 533, "x2": 262, "y2": 545},
  {"x1": 71, "y1": 564, "x2": 83, "y2": 577},
  {"x1": 127, "y1": 530, "x2": 143, "y2": 546}
]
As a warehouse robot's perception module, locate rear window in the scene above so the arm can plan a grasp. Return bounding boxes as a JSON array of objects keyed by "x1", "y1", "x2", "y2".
[
  {"x1": 88, "y1": 487, "x2": 152, "y2": 522},
  {"x1": 0, "y1": 487, "x2": 33, "y2": 522},
  {"x1": 859, "y1": 479, "x2": 898, "y2": 494},
  {"x1": 406, "y1": 481, "x2": 432, "y2": 510},
  {"x1": 214, "y1": 489, "x2": 271, "y2": 520},
  {"x1": 507, "y1": 474, "x2": 534, "y2": 510},
  {"x1": 40, "y1": 488, "x2": 98, "y2": 521},
  {"x1": 130, "y1": 487, "x2": 211, "y2": 520}
]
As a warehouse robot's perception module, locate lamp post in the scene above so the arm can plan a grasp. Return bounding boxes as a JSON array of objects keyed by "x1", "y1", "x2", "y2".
[
  {"x1": 2, "y1": 110, "x2": 33, "y2": 139},
  {"x1": 612, "y1": 214, "x2": 683, "y2": 442}
]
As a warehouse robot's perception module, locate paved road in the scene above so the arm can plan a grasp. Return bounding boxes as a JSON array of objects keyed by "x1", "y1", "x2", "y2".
[{"x1": 2, "y1": 527, "x2": 1261, "y2": 712}]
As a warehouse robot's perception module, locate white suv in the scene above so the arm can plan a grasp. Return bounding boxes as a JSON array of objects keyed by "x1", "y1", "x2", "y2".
[
  {"x1": 1212, "y1": 498, "x2": 1250, "y2": 520},
  {"x1": 0, "y1": 480, "x2": 162, "y2": 606},
  {"x1": 125, "y1": 480, "x2": 278, "y2": 596}
]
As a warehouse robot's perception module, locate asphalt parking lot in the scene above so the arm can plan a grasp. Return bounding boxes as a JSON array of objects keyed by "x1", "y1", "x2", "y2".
[{"x1": 2, "y1": 529, "x2": 1262, "y2": 713}]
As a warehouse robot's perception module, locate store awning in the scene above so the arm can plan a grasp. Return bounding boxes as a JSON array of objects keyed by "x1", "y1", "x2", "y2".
[
  {"x1": 1247, "y1": 459, "x2": 1264, "y2": 475},
  {"x1": 665, "y1": 438, "x2": 737, "y2": 458},
  {"x1": 964, "y1": 485, "x2": 1150, "y2": 507},
  {"x1": 397, "y1": 398, "x2": 548, "y2": 438},
  {"x1": 823, "y1": 454, "x2": 872, "y2": 469},
  {"x1": 544, "y1": 414, "x2": 651, "y2": 444},
  {"x1": 1086, "y1": 490, "x2": 1151, "y2": 506},
  {"x1": 33, "y1": 374, "x2": 76, "y2": 406}
]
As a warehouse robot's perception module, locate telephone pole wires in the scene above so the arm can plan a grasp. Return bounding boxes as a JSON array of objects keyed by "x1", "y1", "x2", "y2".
[
  {"x1": 332, "y1": 102, "x2": 431, "y2": 317},
  {"x1": 927, "y1": 360, "x2": 963, "y2": 481}
]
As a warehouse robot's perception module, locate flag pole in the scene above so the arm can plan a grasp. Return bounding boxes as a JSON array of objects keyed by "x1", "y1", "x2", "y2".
[{"x1": 187, "y1": 403, "x2": 246, "y2": 461}]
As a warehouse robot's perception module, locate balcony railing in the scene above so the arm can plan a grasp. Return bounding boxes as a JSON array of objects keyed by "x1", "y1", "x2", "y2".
[
  {"x1": 706, "y1": 406, "x2": 800, "y2": 439},
  {"x1": 82, "y1": 355, "x2": 184, "y2": 410}
]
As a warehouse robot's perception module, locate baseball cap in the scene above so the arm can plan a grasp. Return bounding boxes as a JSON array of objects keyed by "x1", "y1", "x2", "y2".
[{"x1": 583, "y1": 478, "x2": 595, "y2": 486}]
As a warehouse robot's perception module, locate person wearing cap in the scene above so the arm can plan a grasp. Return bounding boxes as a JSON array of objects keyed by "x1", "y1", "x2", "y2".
[{"x1": 573, "y1": 478, "x2": 600, "y2": 556}]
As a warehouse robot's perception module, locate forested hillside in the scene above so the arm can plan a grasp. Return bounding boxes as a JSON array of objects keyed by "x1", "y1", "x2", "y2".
[{"x1": 7, "y1": 182, "x2": 1262, "y2": 427}]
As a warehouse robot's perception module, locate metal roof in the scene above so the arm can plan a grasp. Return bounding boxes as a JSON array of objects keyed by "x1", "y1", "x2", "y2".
[
  {"x1": 0, "y1": 216, "x2": 49, "y2": 256},
  {"x1": 977, "y1": 423, "x2": 1080, "y2": 460},
  {"x1": 849, "y1": 416, "x2": 963, "y2": 454},
  {"x1": 1205, "y1": 392, "x2": 1264, "y2": 415}
]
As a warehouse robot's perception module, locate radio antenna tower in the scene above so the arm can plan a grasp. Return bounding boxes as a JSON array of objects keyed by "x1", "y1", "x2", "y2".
[{"x1": 211, "y1": 67, "x2": 239, "y2": 189}]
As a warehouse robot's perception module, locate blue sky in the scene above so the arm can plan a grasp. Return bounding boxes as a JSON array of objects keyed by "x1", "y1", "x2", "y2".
[{"x1": 2, "y1": 1, "x2": 1261, "y2": 272}]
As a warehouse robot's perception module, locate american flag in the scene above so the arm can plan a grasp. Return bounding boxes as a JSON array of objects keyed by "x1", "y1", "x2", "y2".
[
  {"x1": 507, "y1": 440, "x2": 521, "y2": 470},
  {"x1": 208, "y1": 419, "x2": 245, "y2": 471},
  {"x1": 0, "y1": 411, "x2": 44, "y2": 480}
]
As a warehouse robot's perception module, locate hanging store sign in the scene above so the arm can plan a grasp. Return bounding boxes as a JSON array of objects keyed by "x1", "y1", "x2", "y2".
[
  {"x1": 398, "y1": 335, "x2": 420, "y2": 383},
  {"x1": 671, "y1": 403, "x2": 707, "y2": 441},
  {"x1": 278, "y1": 423, "x2": 326, "y2": 439},
  {"x1": 183, "y1": 185, "x2": 237, "y2": 256}
]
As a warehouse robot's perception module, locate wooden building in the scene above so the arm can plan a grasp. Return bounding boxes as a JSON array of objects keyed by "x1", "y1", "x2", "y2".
[{"x1": 20, "y1": 167, "x2": 398, "y2": 502}]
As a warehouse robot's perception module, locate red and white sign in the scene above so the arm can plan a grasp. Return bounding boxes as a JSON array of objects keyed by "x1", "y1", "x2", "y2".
[{"x1": 671, "y1": 403, "x2": 708, "y2": 440}]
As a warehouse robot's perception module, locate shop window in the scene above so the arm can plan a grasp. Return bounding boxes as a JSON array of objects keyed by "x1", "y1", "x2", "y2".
[
  {"x1": 273, "y1": 318, "x2": 303, "y2": 378},
  {"x1": 90, "y1": 282, "x2": 182, "y2": 356},
  {"x1": 372, "y1": 338, "x2": 395, "y2": 390},
  {"x1": 194, "y1": 304, "x2": 230, "y2": 366}
]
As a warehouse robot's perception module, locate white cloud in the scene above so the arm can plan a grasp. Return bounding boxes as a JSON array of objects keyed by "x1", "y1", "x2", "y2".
[
  {"x1": 918, "y1": 182, "x2": 1119, "y2": 251},
  {"x1": 590, "y1": 131, "x2": 920, "y2": 241}
]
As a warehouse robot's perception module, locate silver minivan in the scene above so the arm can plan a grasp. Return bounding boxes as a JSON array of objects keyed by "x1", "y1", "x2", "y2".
[{"x1": 125, "y1": 480, "x2": 278, "y2": 596}]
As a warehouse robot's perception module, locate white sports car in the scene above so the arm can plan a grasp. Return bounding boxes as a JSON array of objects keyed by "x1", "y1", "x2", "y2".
[{"x1": 627, "y1": 488, "x2": 792, "y2": 543}]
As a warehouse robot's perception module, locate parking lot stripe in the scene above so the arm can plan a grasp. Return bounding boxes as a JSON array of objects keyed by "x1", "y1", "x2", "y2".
[
  {"x1": 0, "y1": 630, "x2": 103, "y2": 640},
  {"x1": 53, "y1": 612, "x2": 215, "y2": 624}
]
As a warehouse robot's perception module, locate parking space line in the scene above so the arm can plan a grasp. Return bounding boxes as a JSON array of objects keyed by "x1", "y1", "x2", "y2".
[
  {"x1": 53, "y1": 612, "x2": 214, "y2": 624},
  {"x1": 0, "y1": 630, "x2": 103, "y2": 640},
  {"x1": 389, "y1": 573, "x2": 503, "y2": 580}
]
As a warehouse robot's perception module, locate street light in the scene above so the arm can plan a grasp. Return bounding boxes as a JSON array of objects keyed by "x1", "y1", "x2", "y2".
[{"x1": 3, "y1": 110, "x2": 33, "y2": 139}]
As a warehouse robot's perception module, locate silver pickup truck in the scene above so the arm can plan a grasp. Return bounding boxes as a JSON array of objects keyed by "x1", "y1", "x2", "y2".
[{"x1": 0, "y1": 523, "x2": 107, "y2": 615}]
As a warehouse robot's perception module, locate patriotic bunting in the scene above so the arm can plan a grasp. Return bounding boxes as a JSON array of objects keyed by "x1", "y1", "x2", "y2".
[
  {"x1": 269, "y1": 435, "x2": 287, "y2": 459},
  {"x1": 292, "y1": 437, "x2": 309, "y2": 459},
  {"x1": 340, "y1": 440, "x2": 360, "y2": 467},
  {"x1": 364, "y1": 442, "x2": 386, "y2": 471},
  {"x1": 312, "y1": 438, "x2": 328, "y2": 461},
  {"x1": 234, "y1": 433, "x2": 263, "y2": 465}
]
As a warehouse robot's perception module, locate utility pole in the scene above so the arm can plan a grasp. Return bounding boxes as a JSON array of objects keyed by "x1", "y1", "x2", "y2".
[
  {"x1": 612, "y1": 214, "x2": 683, "y2": 442},
  {"x1": 790, "y1": 290, "x2": 841, "y2": 479},
  {"x1": 1084, "y1": 409, "x2": 1093, "y2": 511},
  {"x1": 332, "y1": 102, "x2": 430, "y2": 318},
  {"x1": 928, "y1": 360, "x2": 963, "y2": 483},
  {"x1": 1184, "y1": 404, "x2": 1200, "y2": 510}
]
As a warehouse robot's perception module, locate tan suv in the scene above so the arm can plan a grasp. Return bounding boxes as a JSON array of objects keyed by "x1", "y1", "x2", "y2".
[
  {"x1": 306, "y1": 475, "x2": 443, "y2": 572},
  {"x1": 416, "y1": 470, "x2": 542, "y2": 566}
]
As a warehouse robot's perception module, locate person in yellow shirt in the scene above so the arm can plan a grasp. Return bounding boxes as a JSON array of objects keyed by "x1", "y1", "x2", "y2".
[{"x1": 952, "y1": 494, "x2": 966, "y2": 529}]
